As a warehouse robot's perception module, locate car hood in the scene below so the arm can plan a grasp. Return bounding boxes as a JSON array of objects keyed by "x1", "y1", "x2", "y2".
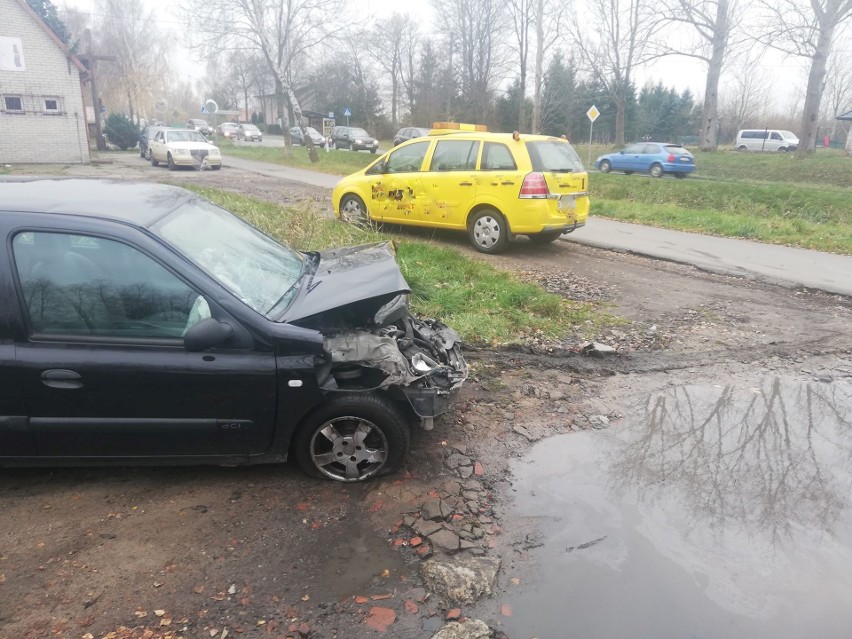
[
  {"x1": 282, "y1": 242, "x2": 410, "y2": 323},
  {"x1": 168, "y1": 141, "x2": 219, "y2": 151}
]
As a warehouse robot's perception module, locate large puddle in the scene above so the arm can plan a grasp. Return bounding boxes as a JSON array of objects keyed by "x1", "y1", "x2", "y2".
[{"x1": 504, "y1": 378, "x2": 852, "y2": 638}]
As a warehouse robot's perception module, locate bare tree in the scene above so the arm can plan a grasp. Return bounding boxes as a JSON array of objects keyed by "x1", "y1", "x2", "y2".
[
  {"x1": 568, "y1": 0, "x2": 665, "y2": 145},
  {"x1": 507, "y1": 0, "x2": 533, "y2": 130},
  {"x1": 758, "y1": 0, "x2": 852, "y2": 156},
  {"x1": 658, "y1": 0, "x2": 741, "y2": 150},
  {"x1": 719, "y1": 47, "x2": 772, "y2": 141},
  {"x1": 822, "y1": 43, "x2": 852, "y2": 138},
  {"x1": 529, "y1": 0, "x2": 563, "y2": 133},
  {"x1": 183, "y1": 0, "x2": 345, "y2": 162},
  {"x1": 96, "y1": 0, "x2": 171, "y2": 123},
  {"x1": 432, "y1": 0, "x2": 510, "y2": 123},
  {"x1": 367, "y1": 13, "x2": 419, "y2": 130}
]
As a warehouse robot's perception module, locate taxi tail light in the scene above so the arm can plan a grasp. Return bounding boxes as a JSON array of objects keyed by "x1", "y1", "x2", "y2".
[
  {"x1": 519, "y1": 172, "x2": 549, "y2": 199},
  {"x1": 667, "y1": 153, "x2": 676, "y2": 162}
]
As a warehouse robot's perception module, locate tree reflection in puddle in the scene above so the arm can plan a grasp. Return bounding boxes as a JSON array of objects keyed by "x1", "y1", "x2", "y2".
[{"x1": 610, "y1": 378, "x2": 852, "y2": 540}]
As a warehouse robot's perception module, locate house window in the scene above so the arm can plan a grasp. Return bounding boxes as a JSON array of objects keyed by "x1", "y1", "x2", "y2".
[
  {"x1": 43, "y1": 97, "x2": 61, "y2": 114},
  {"x1": 3, "y1": 95, "x2": 23, "y2": 112}
]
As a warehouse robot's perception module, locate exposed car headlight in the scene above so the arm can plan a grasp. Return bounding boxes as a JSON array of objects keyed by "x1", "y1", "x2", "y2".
[{"x1": 208, "y1": 148, "x2": 221, "y2": 156}]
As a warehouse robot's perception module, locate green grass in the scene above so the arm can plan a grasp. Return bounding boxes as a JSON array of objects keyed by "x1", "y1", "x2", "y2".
[
  {"x1": 591, "y1": 173, "x2": 852, "y2": 254},
  {"x1": 583, "y1": 144, "x2": 852, "y2": 253},
  {"x1": 220, "y1": 139, "x2": 376, "y2": 175},
  {"x1": 184, "y1": 186, "x2": 616, "y2": 344}
]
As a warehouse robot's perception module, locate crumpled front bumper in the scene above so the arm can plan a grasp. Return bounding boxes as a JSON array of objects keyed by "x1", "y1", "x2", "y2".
[{"x1": 323, "y1": 314, "x2": 468, "y2": 418}]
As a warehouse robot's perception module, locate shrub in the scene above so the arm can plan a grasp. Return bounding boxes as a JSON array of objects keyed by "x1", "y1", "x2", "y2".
[{"x1": 104, "y1": 113, "x2": 139, "y2": 150}]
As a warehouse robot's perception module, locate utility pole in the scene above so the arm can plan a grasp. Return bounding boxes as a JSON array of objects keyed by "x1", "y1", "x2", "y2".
[{"x1": 80, "y1": 47, "x2": 116, "y2": 151}]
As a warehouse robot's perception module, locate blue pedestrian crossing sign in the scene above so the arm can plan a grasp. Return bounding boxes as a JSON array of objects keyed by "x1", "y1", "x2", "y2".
[{"x1": 343, "y1": 107, "x2": 351, "y2": 117}]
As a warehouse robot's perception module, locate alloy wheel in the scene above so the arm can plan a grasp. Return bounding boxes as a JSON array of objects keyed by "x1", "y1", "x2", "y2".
[{"x1": 309, "y1": 416, "x2": 388, "y2": 481}]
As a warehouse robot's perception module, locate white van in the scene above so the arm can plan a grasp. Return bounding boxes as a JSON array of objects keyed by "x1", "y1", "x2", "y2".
[{"x1": 735, "y1": 129, "x2": 799, "y2": 152}]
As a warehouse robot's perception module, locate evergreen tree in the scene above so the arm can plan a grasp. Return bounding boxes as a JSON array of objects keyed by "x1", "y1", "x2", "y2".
[
  {"x1": 26, "y1": 0, "x2": 70, "y2": 44},
  {"x1": 540, "y1": 54, "x2": 577, "y2": 138}
]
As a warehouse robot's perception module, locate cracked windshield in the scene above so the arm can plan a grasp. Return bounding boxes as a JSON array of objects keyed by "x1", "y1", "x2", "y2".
[{"x1": 1, "y1": 0, "x2": 850, "y2": 636}]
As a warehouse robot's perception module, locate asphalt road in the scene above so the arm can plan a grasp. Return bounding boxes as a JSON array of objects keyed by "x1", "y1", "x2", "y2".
[{"x1": 221, "y1": 152, "x2": 852, "y2": 297}]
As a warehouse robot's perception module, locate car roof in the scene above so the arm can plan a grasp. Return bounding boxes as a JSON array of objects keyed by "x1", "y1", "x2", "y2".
[
  {"x1": 0, "y1": 178, "x2": 196, "y2": 227},
  {"x1": 421, "y1": 131, "x2": 572, "y2": 144}
]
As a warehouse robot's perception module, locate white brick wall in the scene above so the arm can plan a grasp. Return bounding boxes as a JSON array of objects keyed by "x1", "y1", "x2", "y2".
[{"x1": 0, "y1": 0, "x2": 89, "y2": 164}]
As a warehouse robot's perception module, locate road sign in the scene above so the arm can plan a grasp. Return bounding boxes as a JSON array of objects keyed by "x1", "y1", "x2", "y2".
[
  {"x1": 205, "y1": 99, "x2": 219, "y2": 114},
  {"x1": 586, "y1": 105, "x2": 600, "y2": 123},
  {"x1": 200, "y1": 105, "x2": 207, "y2": 113},
  {"x1": 343, "y1": 107, "x2": 351, "y2": 117},
  {"x1": 328, "y1": 111, "x2": 334, "y2": 118}
]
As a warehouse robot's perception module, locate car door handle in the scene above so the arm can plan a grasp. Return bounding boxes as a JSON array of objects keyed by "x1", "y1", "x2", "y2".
[
  {"x1": 459, "y1": 181, "x2": 473, "y2": 186},
  {"x1": 41, "y1": 369, "x2": 83, "y2": 389}
]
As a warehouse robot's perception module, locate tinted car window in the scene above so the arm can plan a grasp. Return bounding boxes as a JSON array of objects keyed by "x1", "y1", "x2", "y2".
[
  {"x1": 430, "y1": 140, "x2": 480, "y2": 171},
  {"x1": 623, "y1": 143, "x2": 645, "y2": 154},
  {"x1": 13, "y1": 232, "x2": 201, "y2": 339},
  {"x1": 642, "y1": 144, "x2": 660, "y2": 154},
  {"x1": 770, "y1": 132, "x2": 782, "y2": 140},
  {"x1": 480, "y1": 142, "x2": 517, "y2": 170},
  {"x1": 526, "y1": 141, "x2": 585, "y2": 173},
  {"x1": 386, "y1": 140, "x2": 430, "y2": 173}
]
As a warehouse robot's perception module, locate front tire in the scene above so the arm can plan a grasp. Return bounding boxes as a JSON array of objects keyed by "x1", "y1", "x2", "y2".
[
  {"x1": 528, "y1": 230, "x2": 563, "y2": 244},
  {"x1": 599, "y1": 160, "x2": 612, "y2": 174},
  {"x1": 737, "y1": 145, "x2": 748, "y2": 151},
  {"x1": 167, "y1": 153, "x2": 177, "y2": 171},
  {"x1": 650, "y1": 163, "x2": 664, "y2": 178},
  {"x1": 150, "y1": 153, "x2": 159, "y2": 167},
  {"x1": 469, "y1": 208, "x2": 509, "y2": 254},
  {"x1": 339, "y1": 194, "x2": 369, "y2": 223},
  {"x1": 294, "y1": 394, "x2": 410, "y2": 482}
]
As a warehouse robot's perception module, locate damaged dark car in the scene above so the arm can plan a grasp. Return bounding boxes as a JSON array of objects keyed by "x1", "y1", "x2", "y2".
[{"x1": 0, "y1": 179, "x2": 467, "y2": 481}]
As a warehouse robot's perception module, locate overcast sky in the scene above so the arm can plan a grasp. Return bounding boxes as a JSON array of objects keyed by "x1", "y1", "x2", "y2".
[{"x1": 61, "y1": 0, "x2": 820, "y2": 113}]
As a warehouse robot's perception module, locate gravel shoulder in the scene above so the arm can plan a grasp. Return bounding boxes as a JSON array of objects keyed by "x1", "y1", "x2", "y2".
[{"x1": 2, "y1": 157, "x2": 850, "y2": 638}]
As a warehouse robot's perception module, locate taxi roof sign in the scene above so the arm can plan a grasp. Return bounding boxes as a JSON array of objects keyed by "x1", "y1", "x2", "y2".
[{"x1": 431, "y1": 122, "x2": 488, "y2": 132}]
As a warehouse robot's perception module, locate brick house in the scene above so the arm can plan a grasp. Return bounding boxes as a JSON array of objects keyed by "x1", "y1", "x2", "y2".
[{"x1": 0, "y1": 0, "x2": 90, "y2": 163}]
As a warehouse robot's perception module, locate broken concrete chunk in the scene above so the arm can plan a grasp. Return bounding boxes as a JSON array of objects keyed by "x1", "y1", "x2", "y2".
[
  {"x1": 430, "y1": 619, "x2": 493, "y2": 639},
  {"x1": 457, "y1": 466, "x2": 474, "y2": 479},
  {"x1": 428, "y1": 529, "x2": 461, "y2": 553},
  {"x1": 422, "y1": 499, "x2": 449, "y2": 521},
  {"x1": 445, "y1": 453, "x2": 472, "y2": 470},
  {"x1": 420, "y1": 557, "x2": 501, "y2": 605},
  {"x1": 415, "y1": 520, "x2": 445, "y2": 537},
  {"x1": 581, "y1": 341, "x2": 616, "y2": 355}
]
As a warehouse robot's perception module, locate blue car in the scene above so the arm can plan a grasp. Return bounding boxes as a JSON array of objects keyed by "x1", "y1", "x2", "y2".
[{"x1": 595, "y1": 142, "x2": 695, "y2": 178}]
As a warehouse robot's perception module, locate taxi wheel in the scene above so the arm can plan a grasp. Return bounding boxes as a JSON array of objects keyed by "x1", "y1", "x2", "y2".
[
  {"x1": 340, "y1": 194, "x2": 370, "y2": 224},
  {"x1": 528, "y1": 230, "x2": 563, "y2": 244},
  {"x1": 469, "y1": 208, "x2": 509, "y2": 254},
  {"x1": 649, "y1": 163, "x2": 664, "y2": 178},
  {"x1": 599, "y1": 160, "x2": 612, "y2": 173}
]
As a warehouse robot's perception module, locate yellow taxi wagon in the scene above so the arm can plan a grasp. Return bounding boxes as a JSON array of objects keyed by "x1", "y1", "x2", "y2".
[{"x1": 331, "y1": 123, "x2": 590, "y2": 254}]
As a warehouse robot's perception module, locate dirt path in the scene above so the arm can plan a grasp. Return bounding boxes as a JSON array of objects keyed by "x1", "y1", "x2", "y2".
[{"x1": 2, "y1": 162, "x2": 850, "y2": 638}]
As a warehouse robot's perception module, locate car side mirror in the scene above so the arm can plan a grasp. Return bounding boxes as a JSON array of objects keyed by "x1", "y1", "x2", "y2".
[{"x1": 184, "y1": 318, "x2": 233, "y2": 352}]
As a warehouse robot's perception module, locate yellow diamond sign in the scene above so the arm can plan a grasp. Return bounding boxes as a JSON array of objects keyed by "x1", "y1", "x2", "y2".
[{"x1": 586, "y1": 105, "x2": 600, "y2": 123}]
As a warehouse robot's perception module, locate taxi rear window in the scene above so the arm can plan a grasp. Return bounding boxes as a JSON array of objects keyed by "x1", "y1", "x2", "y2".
[{"x1": 526, "y1": 141, "x2": 585, "y2": 173}]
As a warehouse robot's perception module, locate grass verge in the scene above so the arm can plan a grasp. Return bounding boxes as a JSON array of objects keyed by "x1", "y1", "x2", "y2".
[
  {"x1": 220, "y1": 139, "x2": 375, "y2": 175},
  {"x1": 591, "y1": 173, "x2": 852, "y2": 254},
  {"x1": 186, "y1": 186, "x2": 616, "y2": 344}
]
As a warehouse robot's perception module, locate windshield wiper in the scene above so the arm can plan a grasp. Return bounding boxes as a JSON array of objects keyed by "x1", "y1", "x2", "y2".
[{"x1": 265, "y1": 252, "x2": 319, "y2": 317}]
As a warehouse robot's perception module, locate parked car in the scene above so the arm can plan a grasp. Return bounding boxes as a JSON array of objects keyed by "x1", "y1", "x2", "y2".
[
  {"x1": 393, "y1": 127, "x2": 429, "y2": 146},
  {"x1": 217, "y1": 122, "x2": 241, "y2": 138},
  {"x1": 735, "y1": 129, "x2": 799, "y2": 152},
  {"x1": 595, "y1": 143, "x2": 695, "y2": 178},
  {"x1": 289, "y1": 126, "x2": 326, "y2": 146},
  {"x1": 236, "y1": 124, "x2": 263, "y2": 142},
  {"x1": 138, "y1": 125, "x2": 164, "y2": 161},
  {"x1": 149, "y1": 128, "x2": 222, "y2": 170},
  {"x1": 186, "y1": 118, "x2": 213, "y2": 137},
  {"x1": 332, "y1": 126, "x2": 589, "y2": 254},
  {"x1": 0, "y1": 178, "x2": 467, "y2": 481},
  {"x1": 330, "y1": 126, "x2": 379, "y2": 152}
]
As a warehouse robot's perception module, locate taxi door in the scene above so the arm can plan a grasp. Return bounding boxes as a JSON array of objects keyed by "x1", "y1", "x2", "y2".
[
  {"x1": 366, "y1": 140, "x2": 431, "y2": 223},
  {"x1": 421, "y1": 139, "x2": 482, "y2": 228}
]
